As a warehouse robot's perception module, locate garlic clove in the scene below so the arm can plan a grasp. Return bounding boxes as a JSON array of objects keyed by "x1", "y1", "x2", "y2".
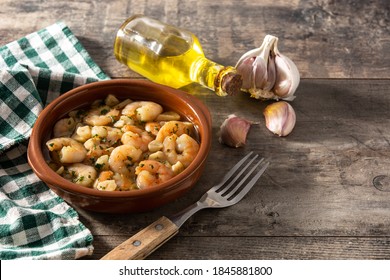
[
  {"x1": 237, "y1": 35, "x2": 277, "y2": 92},
  {"x1": 253, "y1": 56, "x2": 268, "y2": 89},
  {"x1": 264, "y1": 53, "x2": 276, "y2": 91},
  {"x1": 236, "y1": 35, "x2": 277, "y2": 67},
  {"x1": 263, "y1": 101, "x2": 296, "y2": 137},
  {"x1": 236, "y1": 56, "x2": 255, "y2": 89},
  {"x1": 219, "y1": 114, "x2": 252, "y2": 148},
  {"x1": 235, "y1": 34, "x2": 300, "y2": 101},
  {"x1": 235, "y1": 46, "x2": 263, "y2": 69},
  {"x1": 272, "y1": 53, "x2": 300, "y2": 101}
]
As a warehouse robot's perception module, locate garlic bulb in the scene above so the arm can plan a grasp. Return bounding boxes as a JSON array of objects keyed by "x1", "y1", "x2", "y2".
[
  {"x1": 236, "y1": 35, "x2": 300, "y2": 101},
  {"x1": 263, "y1": 101, "x2": 296, "y2": 136},
  {"x1": 219, "y1": 114, "x2": 252, "y2": 148}
]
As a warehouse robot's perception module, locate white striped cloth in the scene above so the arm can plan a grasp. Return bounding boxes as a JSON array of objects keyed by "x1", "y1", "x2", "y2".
[{"x1": 0, "y1": 22, "x2": 109, "y2": 259}]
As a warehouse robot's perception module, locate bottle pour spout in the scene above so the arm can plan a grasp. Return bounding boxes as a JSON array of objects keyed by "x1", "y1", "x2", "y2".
[
  {"x1": 221, "y1": 72, "x2": 243, "y2": 96},
  {"x1": 214, "y1": 67, "x2": 243, "y2": 96}
]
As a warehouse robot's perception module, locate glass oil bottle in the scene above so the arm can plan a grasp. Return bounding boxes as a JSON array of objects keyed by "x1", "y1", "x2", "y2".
[{"x1": 114, "y1": 15, "x2": 242, "y2": 96}]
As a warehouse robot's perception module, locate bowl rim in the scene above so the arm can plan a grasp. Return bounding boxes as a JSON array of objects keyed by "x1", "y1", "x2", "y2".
[{"x1": 28, "y1": 79, "x2": 212, "y2": 199}]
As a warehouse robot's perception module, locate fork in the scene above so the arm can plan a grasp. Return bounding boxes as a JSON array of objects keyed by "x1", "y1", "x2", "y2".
[{"x1": 101, "y1": 151, "x2": 269, "y2": 260}]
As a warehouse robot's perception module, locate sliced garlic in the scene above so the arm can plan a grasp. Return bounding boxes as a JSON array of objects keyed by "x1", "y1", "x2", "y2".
[
  {"x1": 263, "y1": 101, "x2": 296, "y2": 137},
  {"x1": 219, "y1": 114, "x2": 252, "y2": 148},
  {"x1": 236, "y1": 35, "x2": 300, "y2": 101}
]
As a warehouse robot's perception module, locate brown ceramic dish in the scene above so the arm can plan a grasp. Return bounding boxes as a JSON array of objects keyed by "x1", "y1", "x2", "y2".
[{"x1": 27, "y1": 79, "x2": 212, "y2": 213}]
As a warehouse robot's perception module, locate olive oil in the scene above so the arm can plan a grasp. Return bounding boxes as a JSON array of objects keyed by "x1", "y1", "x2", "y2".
[{"x1": 114, "y1": 15, "x2": 242, "y2": 96}]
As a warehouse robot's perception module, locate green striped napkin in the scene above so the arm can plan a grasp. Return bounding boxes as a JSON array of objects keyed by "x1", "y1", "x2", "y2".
[{"x1": 0, "y1": 22, "x2": 109, "y2": 259}]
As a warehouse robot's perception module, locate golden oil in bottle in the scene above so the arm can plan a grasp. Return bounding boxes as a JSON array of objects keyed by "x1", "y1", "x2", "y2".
[{"x1": 114, "y1": 15, "x2": 242, "y2": 96}]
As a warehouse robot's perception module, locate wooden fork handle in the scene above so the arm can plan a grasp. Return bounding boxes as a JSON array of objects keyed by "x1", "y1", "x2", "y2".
[{"x1": 100, "y1": 216, "x2": 179, "y2": 260}]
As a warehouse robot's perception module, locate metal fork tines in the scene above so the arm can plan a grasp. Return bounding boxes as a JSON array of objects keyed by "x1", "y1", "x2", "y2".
[
  {"x1": 170, "y1": 151, "x2": 269, "y2": 227},
  {"x1": 101, "y1": 151, "x2": 269, "y2": 260}
]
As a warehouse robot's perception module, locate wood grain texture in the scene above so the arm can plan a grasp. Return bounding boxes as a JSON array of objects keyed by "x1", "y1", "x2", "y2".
[
  {"x1": 1, "y1": 0, "x2": 389, "y2": 78},
  {"x1": 101, "y1": 216, "x2": 179, "y2": 260},
  {"x1": 91, "y1": 236, "x2": 390, "y2": 260},
  {"x1": 2, "y1": 0, "x2": 390, "y2": 260},
  {"x1": 75, "y1": 79, "x2": 390, "y2": 259}
]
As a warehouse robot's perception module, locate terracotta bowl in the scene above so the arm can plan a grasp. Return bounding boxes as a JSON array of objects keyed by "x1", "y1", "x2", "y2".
[{"x1": 28, "y1": 79, "x2": 212, "y2": 213}]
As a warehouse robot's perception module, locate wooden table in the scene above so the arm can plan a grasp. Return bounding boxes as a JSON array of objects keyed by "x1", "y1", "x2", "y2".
[{"x1": 2, "y1": 0, "x2": 390, "y2": 259}]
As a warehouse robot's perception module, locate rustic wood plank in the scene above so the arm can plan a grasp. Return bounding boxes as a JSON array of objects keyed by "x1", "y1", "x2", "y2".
[
  {"x1": 78, "y1": 79, "x2": 390, "y2": 236},
  {"x1": 1, "y1": 0, "x2": 389, "y2": 79},
  {"x1": 74, "y1": 79, "x2": 390, "y2": 259},
  {"x1": 2, "y1": 0, "x2": 390, "y2": 261},
  {"x1": 87, "y1": 235, "x2": 390, "y2": 260},
  {"x1": 100, "y1": 216, "x2": 179, "y2": 260},
  {"x1": 187, "y1": 79, "x2": 390, "y2": 237}
]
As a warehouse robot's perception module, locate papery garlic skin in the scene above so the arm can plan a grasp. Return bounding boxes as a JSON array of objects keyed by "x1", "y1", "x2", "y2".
[
  {"x1": 273, "y1": 52, "x2": 300, "y2": 100},
  {"x1": 263, "y1": 101, "x2": 296, "y2": 137},
  {"x1": 236, "y1": 35, "x2": 276, "y2": 94},
  {"x1": 219, "y1": 114, "x2": 252, "y2": 148},
  {"x1": 236, "y1": 35, "x2": 300, "y2": 101}
]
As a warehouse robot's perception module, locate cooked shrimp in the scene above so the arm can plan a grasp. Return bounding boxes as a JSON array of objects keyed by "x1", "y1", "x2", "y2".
[
  {"x1": 155, "y1": 121, "x2": 195, "y2": 142},
  {"x1": 113, "y1": 115, "x2": 135, "y2": 128},
  {"x1": 71, "y1": 124, "x2": 91, "y2": 142},
  {"x1": 91, "y1": 126, "x2": 122, "y2": 146},
  {"x1": 121, "y1": 124, "x2": 144, "y2": 135},
  {"x1": 121, "y1": 125, "x2": 153, "y2": 152},
  {"x1": 83, "y1": 138, "x2": 112, "y2": 162},
  {"x1": 155, "y1": 111, "x2": 181, "y2": 122},
  {"x1": 112, "y1": 173, "x2": 137, "y2": 191},
  {"x1": 83, "y1": 137, "x2": 102, "y2": 151},
  {"x1": 98, "y1": 170, "x2": 114, "y2": 181},
  {"x1": 108, "y1": 145, "x2": 142, "y2": 175},
  {"x1": 83, "y1": 106, "x2": 120, "y2": 126},
  {"x1": 145, "y1": 122, "x2": 161, "y2": 136},
  {"x1": 135, "y1": 160, "x2": 174, "y2": 189},
  {"x1": 46, "y1": 137, "x2": 87, "y2": 163},
  {"x1": 53, "y1": 117, "x2": 76, "y2": 137},
  {"x1": 94, "y1": 170, "x2": 117, "y2": 191},
  {"x1": 65, "y1": 163, "x2": 97, "y2": 187},
  {"x1": 122, "y1": 101, "x2": 163, "y2": 122},
  {"x1": 163, "y1": 134, "x2": 199, "y2": 168},
  {"x1": 47, "y1": 96, "x2": 199, "y2": 192}
]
